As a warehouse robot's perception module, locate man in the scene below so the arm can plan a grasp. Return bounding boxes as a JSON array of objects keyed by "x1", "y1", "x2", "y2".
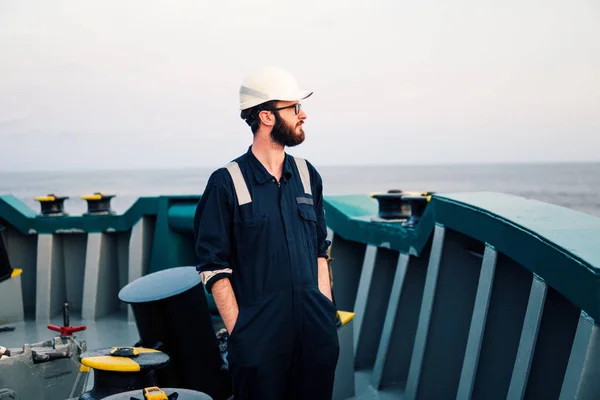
[{"x1": 193, "y1": 65, "x2": 339, "y2": 399}]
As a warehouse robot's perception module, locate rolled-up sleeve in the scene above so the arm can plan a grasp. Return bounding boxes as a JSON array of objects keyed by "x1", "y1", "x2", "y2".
[
  {"x1": 193, "y1": 170, "x2": 234, "y2": 293},
  {"x1": 309, "y1": 162, "x2": 331, "y2": 259}
]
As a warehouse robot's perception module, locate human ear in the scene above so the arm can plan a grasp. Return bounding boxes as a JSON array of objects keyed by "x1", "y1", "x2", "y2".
[{"x1": 258, "y1": 110, "x2": 275, "y2": 127}]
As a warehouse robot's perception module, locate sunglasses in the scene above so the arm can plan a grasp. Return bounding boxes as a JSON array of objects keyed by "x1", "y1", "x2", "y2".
[{"x1": 267, "y1": 103, "x2": 303, "y2": 115}]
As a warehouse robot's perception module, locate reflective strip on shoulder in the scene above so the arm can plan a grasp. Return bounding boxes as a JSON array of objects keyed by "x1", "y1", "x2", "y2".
[
  {"x1": 294, "y1": 157, "x2": 312, "y2": 195},
  {"x1": 226, "y1": 162, "x2": 251, "y2": 205}
]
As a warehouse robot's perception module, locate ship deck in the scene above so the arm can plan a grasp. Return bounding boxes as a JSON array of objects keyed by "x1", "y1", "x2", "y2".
[{"x1": 1, "y1": 313, "x2": 404, "y2": 399}]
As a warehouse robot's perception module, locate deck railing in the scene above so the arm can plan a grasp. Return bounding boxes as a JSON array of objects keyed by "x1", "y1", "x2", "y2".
[
  {"x1": 1, "y1": 191, "x2": 599, "y2": 399},
  {"x1": 325, "y1": 191, "x2": 600, "y2": 399}
]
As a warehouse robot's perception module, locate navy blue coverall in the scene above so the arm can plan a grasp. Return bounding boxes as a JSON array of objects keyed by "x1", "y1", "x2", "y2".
[{"x1": 194, "y1": 147, "x2": 339, "y2": 399}]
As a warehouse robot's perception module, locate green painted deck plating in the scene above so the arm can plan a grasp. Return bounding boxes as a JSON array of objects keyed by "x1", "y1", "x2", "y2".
[
  {"x1": 2, "y1": 190, "x2": 600, "y2": 399},
  {"x1": 2, "y1": 191, "x2": 599, "y2": 321},
  {"x1": 324, "y1": 191, "x2": 600, "y2": 322}
]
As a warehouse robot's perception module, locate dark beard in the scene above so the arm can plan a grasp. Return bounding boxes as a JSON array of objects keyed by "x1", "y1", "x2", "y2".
[{"x1": 270, "y1": 112, "x2": 305, "y2": 147}]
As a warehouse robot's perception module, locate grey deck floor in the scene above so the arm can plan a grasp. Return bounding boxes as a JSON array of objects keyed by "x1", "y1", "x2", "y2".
[
  {"x1": 1, "y1": 313, "x2": 407, "y2": 399},
  {"x1": 350, "y1": 370, "x2": 406, "y2": 400},
  {"x1": 1, "y1": 311, "x2": 140, "y2": 351},
  {"x1": 1, "y1": 311, "x2": 141, "y2": 394}
]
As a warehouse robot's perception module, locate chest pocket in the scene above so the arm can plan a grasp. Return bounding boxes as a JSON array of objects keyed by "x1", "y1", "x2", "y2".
[
  {"x1": 234, "y1": 213, "x2": 268, "y2": 251},
  {"x1": 298, "y1": 203, "x2": 317, "y2": 255},
  {"x1": 298, "y1": 203, "x2": 317, "y2": 227}
]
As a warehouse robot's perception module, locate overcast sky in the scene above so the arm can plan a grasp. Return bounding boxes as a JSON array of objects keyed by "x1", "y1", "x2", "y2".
[{"x1": 1, "y1": 0, "x2": 598, "y2": 171}]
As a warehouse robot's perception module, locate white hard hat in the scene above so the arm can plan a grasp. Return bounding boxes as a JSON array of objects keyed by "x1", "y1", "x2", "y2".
[{"x1": 239, "y1": 65, "x2": 312, "y2": 110}]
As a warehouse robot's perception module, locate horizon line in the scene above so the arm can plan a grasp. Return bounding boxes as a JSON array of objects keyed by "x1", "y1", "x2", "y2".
[{"x1": 0, "y1": 159, "x2": 599, "y2": 174}]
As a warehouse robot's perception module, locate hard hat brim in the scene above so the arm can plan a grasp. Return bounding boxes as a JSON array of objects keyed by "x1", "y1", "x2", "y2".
[
  {"x1": 298, "y1": 90, "x2": 313, "y2": 100},
  {"x1": 276, "y1": 89, "x2": 313, "y2": 103},
  {"x1": 240, "y1": 90, "x2": 313, "y2": 110}
]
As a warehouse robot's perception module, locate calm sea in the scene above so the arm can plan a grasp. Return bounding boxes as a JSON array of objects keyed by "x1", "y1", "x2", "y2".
[{"x1": 0, "y1": 162, "x2": 598, "y2": 217}]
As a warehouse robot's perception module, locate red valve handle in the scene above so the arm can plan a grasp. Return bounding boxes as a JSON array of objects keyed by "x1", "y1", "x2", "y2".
[
  {"x1": 47, "y1": 324, "x2": 87, "y2": 336},
  {"x1": 47, "y1": 302, "x2": 87, "y2": 336}
]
